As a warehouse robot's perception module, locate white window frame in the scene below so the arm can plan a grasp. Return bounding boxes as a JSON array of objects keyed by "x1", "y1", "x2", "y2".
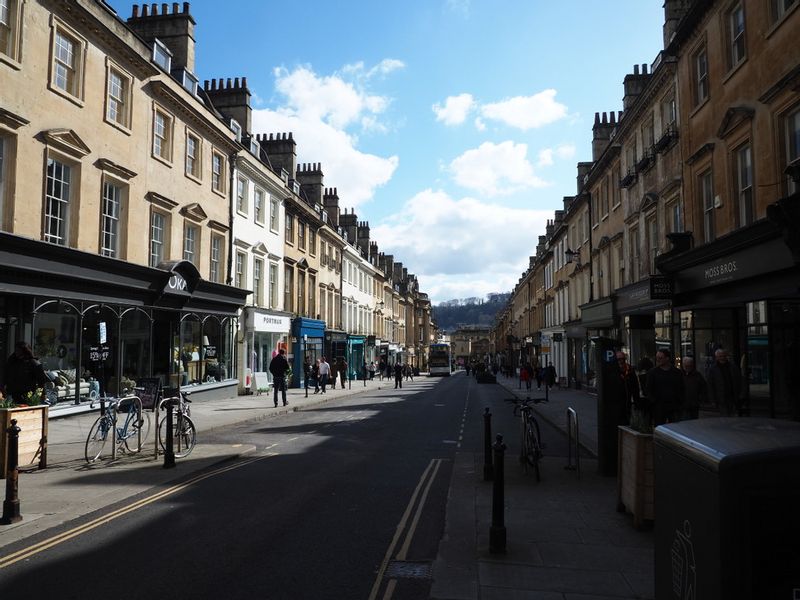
[
  {"x1": 235, "y1": 251, "x2": 247, "y2": 289},
  {"x1": 253, "y1": 257, "x2": 263, "y2": 305},
  {"x1": 152, "y1": 39, "x2": 172, "y2": 72},
  {"x1": 735, "y1": 143, "x2": 753, "y2": 227},
  {"x1": 254, "y1": 187, "x2": 265, "y2": 225},
  {"x1": 105, "y1": 61, "x2": 133, "y2": 131},
  {"x1": 100, "y1": 179, "x2": 124, "y2": 257},
  {"x1": 44, "y1": 155, "x2": 74, "y2": 246},
  {"x1": 269, "y1": 262, "x2": 279, "y2": 309},
  {"x1": 211, "y1": 151, "x2": 225, "y2": 194},
  {"x1": 152, "y1": 106, "x2": 173, "y2": 163},
  {"x1": 269, "y1": 195, "x2": 279, "y2": 231},
  {"x1": 728, "y1": 3, "x2": 746, "y2": 69},
  {"x1": 236, "y1": 176, "x2": 248, "y2": 215},
  {"x1": 50, "y1": 20, "x2": 86, "y2": 103},
  {"x1": 183, "y1": 223, "x2": 199, "y2": 263},
  {"x1": 149, "y1": 210, "x2": 168, "y2": 267},
  {"x1": 185, "y1": 130, "x2": 201, "y2": 180},
  {"x1": 210, "y1": 234, "x2": 222, "y2": 283},
  {"x1": 0, "y1": 0, "x2": 22, "y2": 64}
]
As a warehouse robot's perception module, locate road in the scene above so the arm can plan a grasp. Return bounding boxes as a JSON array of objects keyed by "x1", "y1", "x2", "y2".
[{"x1": 0, "y1": 373, "x2": 575, "y2": 599}]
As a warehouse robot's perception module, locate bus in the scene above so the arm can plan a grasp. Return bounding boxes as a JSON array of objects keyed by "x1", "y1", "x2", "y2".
[{"x1": 428, "y1": 342, "x2": 452, "y2": 376}]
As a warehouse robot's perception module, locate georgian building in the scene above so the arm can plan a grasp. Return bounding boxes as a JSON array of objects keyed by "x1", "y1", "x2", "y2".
[{"x1": 0, "y1": 0, "x2": 247, "y2": 405}]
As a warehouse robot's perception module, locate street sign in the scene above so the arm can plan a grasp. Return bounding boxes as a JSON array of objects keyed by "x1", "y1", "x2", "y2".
[{"x1": 541, "y1": 335, "x2": 551, "y2": 353}]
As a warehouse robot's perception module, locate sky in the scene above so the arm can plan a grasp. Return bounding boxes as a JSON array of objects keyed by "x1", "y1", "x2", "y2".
[{"x1": 113, "y1": 1, "x2": 666, "y2": 304}]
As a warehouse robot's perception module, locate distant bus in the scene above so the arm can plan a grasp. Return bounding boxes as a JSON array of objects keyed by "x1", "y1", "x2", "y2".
[{"x1": 429, "y1": 343, "x2": 452, "y2": 376}]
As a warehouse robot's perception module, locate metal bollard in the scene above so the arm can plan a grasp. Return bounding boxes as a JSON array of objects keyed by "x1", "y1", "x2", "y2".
[
  {"x1": 1, "y1": 419, "x2": 22, "y2": 524},
  {"x1": 163, "y1": 401, "x2": 176, "y2": 469},
  {"x1": 489, "y1": 434, "x2": 507, "y2": 554},
  {"x1": 483, "y1": 408, "x2": 493, "y2": 481}
]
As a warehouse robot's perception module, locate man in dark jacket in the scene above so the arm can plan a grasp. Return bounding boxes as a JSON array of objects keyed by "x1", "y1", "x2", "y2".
[
  {"x1": 682, "y1": 356, "x2": 707, "y2": 420},
  {"x1": 612, "y1": 351, "x2": 639, "y2": 427},
  {"x1": 269, "y1": 349, "x2": 290, "y2": 407},
  {"x1": 646, "y1": 348, "x2": 684, "y2": 426},
  {"x1": 706, "y1": 348, "x2": 742, "y2": 416},
  {"x1": 394, "y1": 361, "x2": 403, "y2": 389},
  {"x1": 3, "y1": 341, "x2": 49, "y2": 404}
]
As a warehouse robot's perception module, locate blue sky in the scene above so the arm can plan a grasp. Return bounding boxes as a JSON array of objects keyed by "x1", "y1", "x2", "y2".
[{"x1": 115, "y1": 1, "x2": 666, "y2": 304}]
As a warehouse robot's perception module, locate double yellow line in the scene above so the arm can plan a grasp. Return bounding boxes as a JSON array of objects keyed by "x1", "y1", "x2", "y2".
[
  {"x1": 0, "y1": 455, "x2": 265, "y2": 569},
  {"x1": 368, "y1": 458, "x2": 444, "y2": 600}
]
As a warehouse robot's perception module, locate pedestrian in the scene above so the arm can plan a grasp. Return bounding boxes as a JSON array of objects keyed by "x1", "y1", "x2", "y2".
[
  {"x1": 386, "y1": 361, "x2": 393, "y2": 380},
  {"x1": 2, "y1": 341, "x2": 50, "y2": 404},
  {"x1": 612, "y1": 351, "x2": 639, "y2": 428},
  {"x1": 303, "y1": 356, "x2": 313, "y2": 395},
  {"x1": 535, "y1": 365, "x2": 543, "y2": 389},
  {"x1": 318, "y1": 356, "x2": 331, "y2": 394},
  {"x1": 336, "y1": 357, "x2": 347, "y2": 388},
  {"x1": 394, "y1": 361, "x2": 403, "y2": 389},
  {"x1": 268, "y1": 348, "x2": 290, "y2": 407},
  {"x1": 646, "y1": 348, "x2": 685, "y2": 426},
  {"x1": 368, "y1": 361, "x2": 376, "y2": 380},
  {"x1": 465, "y1": 363, "x2": 471, "y2": 376},
  {"x1": 313, "y1": 358, "x2": 321, "y2": 394},
  {"x1": 378, "y1": 359, "x2": 385, "y2": 381},
  {"x1": 544, "y1": 364, "x2": 557, "y2": 389},
  {"x1": 520, "y1": 363, "x2": 530, "y2": 389},
  {"x1": 682, "y1": 356, "x2": 707, "y2": 420},
  {"x1": 706, "y1": 348, "x2": 742, "y2": 417}
]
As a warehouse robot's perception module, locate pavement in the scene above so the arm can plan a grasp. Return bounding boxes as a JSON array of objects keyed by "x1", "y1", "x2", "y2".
[
  {"x1": 1, "y1": 371, "x2": 655, "y2": 599},
  {"x1": 430, "y1": 372, "x2": 655, "y2": 600}
]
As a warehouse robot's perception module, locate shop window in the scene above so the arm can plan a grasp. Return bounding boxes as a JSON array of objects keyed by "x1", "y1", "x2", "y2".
[
  {"x1": 120, "y1": 308, "x2": 151, "y2": 392},
  {"x1": 735, "y1": 143, "x2": 754, "y2": 227},
  {"x1": 100, "y1": 179, "x2": 125, "y2": 258},
  {"x1": 149, "y1": 210, "x2": 169, "y2": 267},
  {"x1": 44, "y1": 155, "x2": 77, "y2": 246}
]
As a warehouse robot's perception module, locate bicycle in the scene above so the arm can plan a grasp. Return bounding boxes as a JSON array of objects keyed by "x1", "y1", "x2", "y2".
[
  {"x1": 157, "y1": 390, "x2": 196, "y2": 458},
  {"x1": 85, "y1": 395, "x2": 151, "y2": 463},
  {"x1": 512, "y1": 396, "x2": 546, "y2": 481}
]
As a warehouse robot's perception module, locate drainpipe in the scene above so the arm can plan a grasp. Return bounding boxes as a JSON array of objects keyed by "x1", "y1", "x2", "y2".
[
  {"x1": 586, "y1": 191, "x2": 594, "y2": 303},
  {"x1": 226, "y1": 151, "x2": 238, "y2": 286}
]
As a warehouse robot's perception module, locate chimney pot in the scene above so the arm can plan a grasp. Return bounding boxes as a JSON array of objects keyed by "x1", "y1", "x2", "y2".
[
  {"x1": 183, "y1": 2, "x2": 190, "y2": 13},
  {"x1": 132, "y1": 5, "x2": 139, "y2": 17},
  {"x1": 162, "y1": 3, "x2": 168, "y2": 15},
  {"x1": 142, "y1": 4, "x2": 149, "y2": 16},
  {"x1": 173, "y1": 2, "x2": 179, "y2": 13},
  {"x1": 151, "y1": 3, "x2": 158, "y2": 16},
  {"x1": 634, "y1": 64, "x2": 640, "y2": 75},
  {"x1": 234, "y1": 77, "x2": 240, "y2": 88}
]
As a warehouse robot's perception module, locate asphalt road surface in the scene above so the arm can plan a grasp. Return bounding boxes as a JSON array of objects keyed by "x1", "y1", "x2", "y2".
[{"x1": 0, "y1": 372, "x2": 577, "y2": 599}]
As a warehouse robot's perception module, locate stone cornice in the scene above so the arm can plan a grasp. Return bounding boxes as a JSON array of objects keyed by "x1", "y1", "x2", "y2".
[{"x1": 94, "y1": 158, "x2": 137, "y2": 181}]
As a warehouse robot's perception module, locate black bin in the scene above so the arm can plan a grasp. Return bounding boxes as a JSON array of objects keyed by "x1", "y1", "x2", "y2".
[{"x1": 654, "y1": 418, "x2": 800, "y2": 600}]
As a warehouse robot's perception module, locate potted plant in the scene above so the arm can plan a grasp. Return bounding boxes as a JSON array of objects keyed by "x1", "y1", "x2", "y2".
[
  {"x1": 617, "y1": 403, "x2": 654, "y2": 528},
  {"x1": 0, "y1": 389, "x2": 49, "y2": 479}
]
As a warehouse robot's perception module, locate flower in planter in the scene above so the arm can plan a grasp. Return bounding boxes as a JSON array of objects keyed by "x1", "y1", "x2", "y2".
[{"x1": 24, "y1": 389, "x2": 44, "y2": 406}]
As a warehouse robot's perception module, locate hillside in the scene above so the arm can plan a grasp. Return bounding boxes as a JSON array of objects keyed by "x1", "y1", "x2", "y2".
[{"x1": 432, "y1": 293, "x2": 509, "y2": 333}]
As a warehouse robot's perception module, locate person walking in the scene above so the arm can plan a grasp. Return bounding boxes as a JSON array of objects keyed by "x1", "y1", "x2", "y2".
[
  {"x1": 268, "y1": 348, "x2": 290, "y2": 407},
  {"x1": 646, "y1": 348, "x2": 685, "y2": 426},
  {"x1": 312, "y1": 358, "x2": 321, "y2": 394},
  {"x1": 303, "y1": 356, "x2": 313, "y2": 395},
  {"x1": 394, "y1": 361, "x2": 403, "y2": 389},
  {"x1": 2, "y1": 341, "x2": 49, "y2": 404},
  {"x1": 378, "y1": 359, "x2": 385, "y2": 381},
  {"x1": 612, "y1": 351, "x2": 639, "y2": 428},
  {"x1": 682, "y1": 356, "x2": 707, "y2": 420},
  {"x1": 368, "y1": 361, "x2": 376, "y2": 380},
  {"x1": 544, "y1": 363, "x2": 557, "y2": 390},
  {"x1": 706, "y1": 348, "x2": 742, "y2": 417},
  {"x1": 318, "y1": 356, "x2": 331, "y2": 394}
]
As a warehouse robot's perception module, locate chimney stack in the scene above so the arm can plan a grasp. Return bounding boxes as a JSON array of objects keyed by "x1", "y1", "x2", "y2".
[
  {"x1": 203, "y1": 77, "x2": 252, "y2": 133},
  {"x1": 323, "y1": 187, "x2": 340, "y2": 227},
  {"x1": 295, "y1": 163, "x2": 324, "y2": 207},
  {"x1": 623, "y1": 64, "x2": 652, "y2": 110},
  {"x1": 257, "y1": 133, "x2": 296, "y2": 181},
  {"x1": 591, "y1": 111, "x2": 618, "y2": 161},
  {"x1": 128, "y1": 3, "x2": 196, "y2": 72}
]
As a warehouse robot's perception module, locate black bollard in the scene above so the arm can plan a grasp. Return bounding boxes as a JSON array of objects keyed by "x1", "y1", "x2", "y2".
[
  {"x1": 1, "y1": 419, "x2": 22, "y2": 524},
  {"x1": 483, "y1": 408, "x2": 493, "y2": 481},
  {"x1": 489, "y1": 434, "x2": 507, "y2": 554},
  {"x1": 163, "y1": 401, "x2": 176, "y2": 469}
]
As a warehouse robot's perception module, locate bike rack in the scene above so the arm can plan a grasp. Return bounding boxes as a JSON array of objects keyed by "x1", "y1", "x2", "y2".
[{"x1": 565, "y1": 407, "x2": 580, "y2": 477}]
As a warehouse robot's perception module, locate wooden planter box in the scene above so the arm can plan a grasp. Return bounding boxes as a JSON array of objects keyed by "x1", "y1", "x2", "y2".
[
  {"x1": 1, "y1": 405, "x2": 48, "y2": 479},
  {"x1": 617, "y1": 425, "x2": 654, "y2": 528}
]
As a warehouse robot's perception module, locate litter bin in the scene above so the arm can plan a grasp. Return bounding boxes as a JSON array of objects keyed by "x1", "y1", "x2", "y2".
[{"x1": 654, "y1": 418, "x2": 800, "y2": 600}]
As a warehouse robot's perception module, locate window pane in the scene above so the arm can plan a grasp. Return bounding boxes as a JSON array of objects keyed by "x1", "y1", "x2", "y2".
[
  {"x1": 150, "y1": 212, "x2": 165, "y2": 267},
  {"x1": 737, "y1": 145, "x2": 753, "y2": 226},
  {"x1": 101, "y1": 181, "x2": 121, "y2": 257},
  {"x1": 210, "y1": 235, "x2": 221, "y2": 282},
  {"x1": 45, "y1": 158, "x2": 71, "y2": 245}
]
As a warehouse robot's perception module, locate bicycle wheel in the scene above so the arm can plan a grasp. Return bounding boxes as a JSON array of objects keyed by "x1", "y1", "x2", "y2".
[
  {"x1": 85, "y1": 416, "x2": 110, "y2": 463},
  {"x1": 525, "y1": 418, "x2": 542, "y2": 482},
  {"x1": 159, "y1": 412, "x2": 197, "y2": 458},
  {"x1": 124, "y1": 401, "x2": 151, "y2": 454}
]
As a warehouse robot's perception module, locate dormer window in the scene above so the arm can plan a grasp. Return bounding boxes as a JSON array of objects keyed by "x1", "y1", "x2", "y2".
[
  {"x1": 152, "y1": 39, "x2": 172, "y2": 72},
  {"x1": 292, "y1": 180, "x2": 300, "y2": 195},
  {"x1": 279, "y1": 168, "x2": 289, "y2": 183},
  {"x1": 249, "y1": 139, "x2": 259, "y2": 155},
  {"x1": 176, "y1": 68, "x2": 198, "y2": 95},
  {"x1": 230, "y1": 119, "x2": 242, "y2": 142}
]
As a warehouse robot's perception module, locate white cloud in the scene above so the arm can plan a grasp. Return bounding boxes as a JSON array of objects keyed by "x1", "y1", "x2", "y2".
[
  {"x1": 480, "y1": 89, "x2": 568, "y2": 130},
  {"x1": 444, "y1": 0, "x2": 470, "y2": 17},
  {"x1": 252, "y1": 63, "x2": 400, "y2": 206},
  {"x1": 372, "y1": 189, "x2": 552, "y2": 303},
  {"x1": 448, "y1": 141, "x2": 549, "y2": 196},
  {"x1": 432, "y1": 93, "x2": 476, "y2": 126},
  {"x1": 537, "y1": 143, "x2": 576, "y2": 167},
  {"x1": 474, "y1": 117, "x2": 486, "y2": 131}
]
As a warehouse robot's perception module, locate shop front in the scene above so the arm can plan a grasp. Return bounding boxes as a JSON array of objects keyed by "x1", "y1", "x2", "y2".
[
  {"x1": 563, "y1": 321, "x2": 586, "y2": 389},
  {"x1": 579, "y1": 296, "x2": 619, "y2": 389},
  {"x1": 657, "y1": 200, "x2": 800, "y2": 420},
  {"x1": 291, "y1": 317, "x2": 324, "y2": 389},
  {"x1": 242, "y1": 308, "x2": 291, "y2": 393},
  {"x1": 0, "y1": 233, "x2": 248, "y2": 411},
  {"x1": 614, "y1": 277, "x2": 673, "y2": 372},
  {"x1": 347, "y1": 335, "x2": 365, "y2": 380}
]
